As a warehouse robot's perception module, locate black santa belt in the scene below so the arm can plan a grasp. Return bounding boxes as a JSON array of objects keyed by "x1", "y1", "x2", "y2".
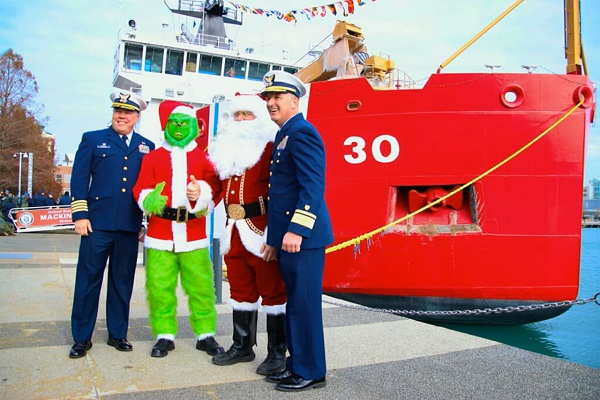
[
  {"x1": 160, "y1": 206, "x2": 198, "y2": 223},
  {"x1": 226, "y1": 198, "x2": 267, "y2": 220}
]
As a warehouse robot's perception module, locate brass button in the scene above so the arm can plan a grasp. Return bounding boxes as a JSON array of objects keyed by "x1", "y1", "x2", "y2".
[
  {"x1": 124, "y1": 156, "x2": 128, "y2": 160},
  {"x1": 121, "y1": 188, "x2": 126, "y2": 192},
  {"x1": 269, "y1": 172, "x2": 272, "y2": 176},
  {"x1": 102, "y1": 154, "x2": 106, "y2": 158},
  {"x1": 270, "y1": 160, "x2": 273, "y2": 164},
  {"x1": 95, "y1": 197, "x2": 99, "y2": 200},
  {"x1": 123, "y1": 177, "x2": 127, "y2": 182},
  {"x1": 276, "y1": 160, "x2": 280, "y2": 163},
  {"x1": 124, "y1": 166, "x2": 128, "y2": 170},
  {"x1": 286, "y1": 211, "x2": 290, "y2": 215}
]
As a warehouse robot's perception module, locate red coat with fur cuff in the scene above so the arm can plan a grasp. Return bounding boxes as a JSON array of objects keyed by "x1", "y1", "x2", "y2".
[{"x1": 133, "y1": 142, "x2": 221, "y2": 252}]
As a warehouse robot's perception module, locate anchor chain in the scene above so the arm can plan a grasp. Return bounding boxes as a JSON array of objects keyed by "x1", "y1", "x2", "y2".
[{"x1": 322, "y1": 292, "x2": 600, "y2": 317}]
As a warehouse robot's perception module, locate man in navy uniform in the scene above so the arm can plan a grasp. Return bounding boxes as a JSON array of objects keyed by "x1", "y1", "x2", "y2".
[
  {"x1": 68, "y1": 90, "x2": 155, "y2": 358},
  {"x1": 260, "y1": 71, "x2": 333, "y2": 392}
]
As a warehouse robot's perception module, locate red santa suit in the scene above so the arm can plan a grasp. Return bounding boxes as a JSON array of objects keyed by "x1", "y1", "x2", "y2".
[
  {"x1": 209, "y1": 95, "x2": 286, "y2": 314},
  {"x1": 134, "y1": 142, "x2": 220, "y2": 252}
]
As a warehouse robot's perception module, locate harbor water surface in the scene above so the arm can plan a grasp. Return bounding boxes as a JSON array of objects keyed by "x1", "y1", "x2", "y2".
[{"x1": 438, "y1": 228, "x2": 600, "y2": 369}]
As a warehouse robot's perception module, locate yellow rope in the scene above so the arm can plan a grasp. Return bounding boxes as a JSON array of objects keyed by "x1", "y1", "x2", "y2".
[{"x1": 326, "y1": 99, "x2": 585, "y2": 254}]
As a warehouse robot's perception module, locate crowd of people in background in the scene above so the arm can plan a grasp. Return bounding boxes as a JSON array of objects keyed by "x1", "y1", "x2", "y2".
[{"x1": 0, "y1": 189, "x2": 72, "y2": 235}]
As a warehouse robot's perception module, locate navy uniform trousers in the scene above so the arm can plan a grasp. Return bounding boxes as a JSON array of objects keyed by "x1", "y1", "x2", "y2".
[
  {"x1": 278, "y1": 248, "x2": 327, "y2": 380},
  {"x1": 72, "y1": 230, "x2": 138, "y2": 341}
]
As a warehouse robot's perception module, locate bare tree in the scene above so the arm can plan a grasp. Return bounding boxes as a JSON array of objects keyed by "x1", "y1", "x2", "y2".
[{"x1": 0, "y1": 49, "x2": 60, "y2": 197}]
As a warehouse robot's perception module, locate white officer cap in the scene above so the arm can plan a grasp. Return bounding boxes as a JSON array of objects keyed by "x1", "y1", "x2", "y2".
[
  {"x1": 110, "y1": 90, "x2": 147, "y2": 112},
  {"x1": 260, "y1": 70, "x2": 307, "y2": 98}
]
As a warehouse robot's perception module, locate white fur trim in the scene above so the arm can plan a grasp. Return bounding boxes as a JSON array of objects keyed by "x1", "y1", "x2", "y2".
[
  {"x1": 157, "y1": 333, "x2": 175, "y2": 340},
  {"x1": 235, "y1": 219, "x2": 267, "y2": 257},
  {"x1": 197, "y1": 333, "x2": 216, "y2": 341},
  {"x1": 170, "y1": 147, "x2": 188, "y2": 207},
  {"x1": 261, "y1": 303, "x2": 286, "y2": 315},
  {"x1": 230, "y1": 298, "x2": 261, "y2": 311},
  {"x1": 145, "y1": 236, "x2": 209, "y2": 252},
  {"x1": 189, "y1": 180, "x2": 213, "y2": 213},
  {"x1": 172, "y1": 105, "x2": 195, "y2": 118},
  {"x1": 137, "y1": 188, "x2": 153, "y2": 212},
  {"x1": 220, "y1": 220, "x2": 234, "y2": 255},
  {"x1": 221, "y1": 95, "x2": 269, "y2": 122}
]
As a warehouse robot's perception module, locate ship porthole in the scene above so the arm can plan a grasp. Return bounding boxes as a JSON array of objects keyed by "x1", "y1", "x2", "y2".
[
  {"x1": 573, "y1": 85, "x2": 593, "y2": 109},
  {"x1": 500, "y1": 85, "x2": 524, "y2": 108},
  {"x1": 346, "y1": 100, "x2": 362, "y2": 111}
]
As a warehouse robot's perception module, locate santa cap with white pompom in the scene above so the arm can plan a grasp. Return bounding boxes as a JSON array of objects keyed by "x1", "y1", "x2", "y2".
[{"x1": 158, "y1": 100, "x2": 196, "y2": 131}]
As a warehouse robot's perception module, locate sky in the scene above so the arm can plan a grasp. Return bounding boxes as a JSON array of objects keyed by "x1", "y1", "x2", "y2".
[{"x1": 1, "y1": 0, "x2": 599, "y2": 180}]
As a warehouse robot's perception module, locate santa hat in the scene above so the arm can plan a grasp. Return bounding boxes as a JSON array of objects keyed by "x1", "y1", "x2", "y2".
[
  {"x1": 158, "y1": 100, "x2": 196, "y2": 131},
  {"x1": 221, "y1": 93, "x2": 269, "y2": 123}
]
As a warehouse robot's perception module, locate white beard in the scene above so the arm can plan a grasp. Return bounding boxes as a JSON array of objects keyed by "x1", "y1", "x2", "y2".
[{"x1": 208, "y1": 118, "x2": 277, "y2": 179}]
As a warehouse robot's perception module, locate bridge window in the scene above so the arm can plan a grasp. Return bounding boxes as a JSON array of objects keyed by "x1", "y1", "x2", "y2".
[
  {"x1": 224, "y1": 58, "x2": 247, "y2": 79},
  {"x1": 145, "y1": 46, "x2": 164, "y2": 73},
  {"x1": 186, "y1": 53, "x2": 198, "y2": 72},
  {"x1": 166, "y1": 49, "x2": 183, "y2": 75},
  {"x1": 248, "y1": 61, "x2": 270, "y2": 81},
  {"x1": 124, "y1": 43, "x2": 143, "y2": 71},
  {"x1": 198, "y1": 54, "x2": 223, "y2": 75},
  {"x1": 283, "y1": 66, "x2": 299, "y2": 74}
]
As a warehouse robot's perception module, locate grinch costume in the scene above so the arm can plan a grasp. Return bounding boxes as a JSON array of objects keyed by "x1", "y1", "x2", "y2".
[
  {"x1": 132, "y1": 100, "x2": 224, "y2": 358},
  {"x1": 208, "y1": 94, "x2": 287, "y2": 375}
]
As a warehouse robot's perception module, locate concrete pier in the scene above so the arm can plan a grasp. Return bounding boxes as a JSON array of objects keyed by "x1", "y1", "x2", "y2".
[{"x1": 0, "y1": 232, "x2": 598, "y2": 399}]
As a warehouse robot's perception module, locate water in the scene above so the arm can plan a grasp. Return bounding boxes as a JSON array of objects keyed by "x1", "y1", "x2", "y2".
[{"x1": 438, "y1": 229, "x2": 600, "y2": 369}]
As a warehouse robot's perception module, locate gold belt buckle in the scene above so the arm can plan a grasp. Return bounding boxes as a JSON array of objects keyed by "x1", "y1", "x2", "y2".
[
  {"x1": 175, "y1": 206, "x2": 188, "y2": 223},
  {"x1": 227, "y1": 204, "x2": 246, "y2": 220}
]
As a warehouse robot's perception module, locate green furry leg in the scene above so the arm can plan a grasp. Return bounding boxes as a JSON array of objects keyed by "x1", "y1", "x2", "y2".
[
  {"x1": 145, "y1": 248, "x2": 180, "y2": 337},
  {"x1": 179, "y1": 249, "x2": 217, "y2": 336}
]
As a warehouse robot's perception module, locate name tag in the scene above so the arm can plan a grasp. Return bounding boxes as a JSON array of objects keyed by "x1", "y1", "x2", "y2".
[{"x1": 97, "y1": 143, "x2": 110, "y2": 149}]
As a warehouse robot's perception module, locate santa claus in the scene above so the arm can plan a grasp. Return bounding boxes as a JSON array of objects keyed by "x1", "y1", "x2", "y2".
[
  {"x1": 208, "y1": 94, "x2": 287, "y2": 375},
  {"x1": 132, "y1": 100, "x2": 224, "y2": 358}
]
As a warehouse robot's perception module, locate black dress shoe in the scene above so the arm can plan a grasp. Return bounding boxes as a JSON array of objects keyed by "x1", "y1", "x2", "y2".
[
  {"x1": 107, "y1": 338, "x2": 133, "y2": 352},
  {"x1": 265, "y1": 369, "x2": 292, "y2": 383},
  {"x1": 151, "y1": 338, "x2": 175, "y2": 358},
  {"x1": 69, "y1": 340, "x2": 92, "y2": 359},
  {"x1": 196, "y1": 336, "x2": 224, "y2": 356},
  {"x1": 276, "y1": 374, "x2": 326, "y2": 392}
]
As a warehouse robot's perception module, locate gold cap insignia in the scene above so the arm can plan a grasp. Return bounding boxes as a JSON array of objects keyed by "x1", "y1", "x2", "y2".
[
  {"x1": 264, "y1": 74, "x2": 275, "y2": 87},
  {"x1": 118, "y1": 93, "x2": 131, "y2": 103}
]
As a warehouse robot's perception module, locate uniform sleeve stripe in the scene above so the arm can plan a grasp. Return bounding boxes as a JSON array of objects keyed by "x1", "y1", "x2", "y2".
[
  {"x1": 71, "y1": 200, "x2": 88, "y2": 212},
  {"x1": 291, "y1": 211, "x2": 315, "y2": 230},
  {"x1": 295, "y1": 209, "x2": 316, "y2": 219}
]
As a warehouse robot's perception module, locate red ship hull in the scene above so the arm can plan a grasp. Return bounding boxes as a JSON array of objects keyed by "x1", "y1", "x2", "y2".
[{"x1": 304, "y1": 73, "x2": 594, "y2": 324}]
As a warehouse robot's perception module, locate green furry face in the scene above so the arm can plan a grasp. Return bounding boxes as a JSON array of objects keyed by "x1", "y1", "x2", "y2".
[{"x1": 164, "y1": 113, "x2": 198, "y2": 147}]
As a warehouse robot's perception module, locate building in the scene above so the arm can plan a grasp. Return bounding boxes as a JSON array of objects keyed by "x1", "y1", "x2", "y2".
[{"x1": 55, "y1": 153, "x2": 74, "y2": 195}]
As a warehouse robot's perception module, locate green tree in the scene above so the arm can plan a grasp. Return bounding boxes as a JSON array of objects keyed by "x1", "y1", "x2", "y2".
[{"x1": 0, "y1": 49, "x2": 60, "y2": 197}]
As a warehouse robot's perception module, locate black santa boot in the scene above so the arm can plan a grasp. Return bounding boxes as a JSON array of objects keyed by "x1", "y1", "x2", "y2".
[
  {"x1": 212, "y1": 310, "x2": 257, "y2": 366},
  {"x1": 256, "y1": 313, "x2": 287, "y2": 375}
]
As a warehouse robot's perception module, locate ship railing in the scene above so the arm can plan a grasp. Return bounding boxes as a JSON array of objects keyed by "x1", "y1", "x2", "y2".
[
  {"x1": 363, "y1": 67, "x2": 417, "y2": 90},
  {"x1": 177, "y1": 32, "x2": 233, "y2": 51}
]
